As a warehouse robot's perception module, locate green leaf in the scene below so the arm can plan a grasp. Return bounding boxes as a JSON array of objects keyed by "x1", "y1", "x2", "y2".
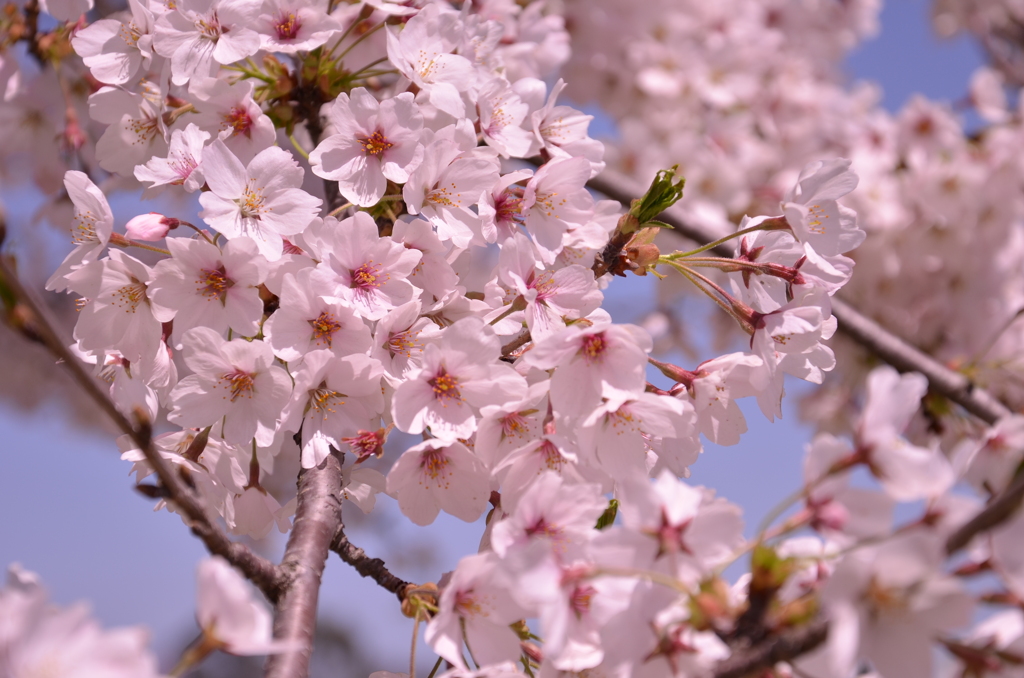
[
  {"x1": 629, "y1": 166, "x2": 685, "y2": 226},
  {"x1": 595, "y1": 499, "x2": 619, "y2": 530}
]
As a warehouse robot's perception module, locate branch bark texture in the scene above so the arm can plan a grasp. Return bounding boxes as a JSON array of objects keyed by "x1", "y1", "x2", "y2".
[
  {"x1": 330, "y1": 531, "x2": 410, "y2": 601},
  {"x1": 265, "y1": 450, "x2": 345, "y2": 678}
]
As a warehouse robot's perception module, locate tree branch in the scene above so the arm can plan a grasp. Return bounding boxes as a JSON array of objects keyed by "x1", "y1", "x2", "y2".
[
  {"x1": 587, "y1": 168, "x2": 1013, "y2": 426},
  {"x1": 946, "y1": 463, "x2": 1024, "y2": 555},
  {"x1": 712, "y1": 616, "x2": 829, "y2": 678},
  {"x1": 330, "y1": 530, "x2": 410, "y2": 602},
  {"x1": 0, "y1": 254, "x2": 284, "y2": 600},
  {"x1": 265, "y1": 449, "x2": 345, "y2": 678}
]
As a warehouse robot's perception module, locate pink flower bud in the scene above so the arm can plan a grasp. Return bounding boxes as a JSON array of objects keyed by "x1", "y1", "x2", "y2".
[{"x1": 125, "y1": 213, "x2": 179, "y2": 241}]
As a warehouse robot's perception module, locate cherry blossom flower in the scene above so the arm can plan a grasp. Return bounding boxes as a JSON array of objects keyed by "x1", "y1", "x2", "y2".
[
  {"x1": 194, "y1": 557, "x2": 298, "y2": 655},
  {"x1": 490, "y1": 472, "x2": 606, "y2": 558},
  {"x1": 524, "y1": 320, "x2": 651, "y2": 418},
  {"x1": 71, "y1": 0, "x2": 155, "y2": 86},
  {"x1": 498, "y1": 232, "x2": 602, "y2": 339},
  {"x1": 46, "y1": 172, "x2": 114, "y2": 292},
  {"x1": 522, "y1": 156, "x2": 595, "y2": 261},
  {"x1": 263, "y1": 268, "x2": 373, "y2": 363},
  {"x1": 153, "y1": 0, "x2": 262, "y2": 86},
  {"x1": 255, "y1": 0, "x2": 341, "y2": 53},
  {"x1": 425, "y1": 552, "x2": 529, "y2": 668},
  {"x1": 309, "y1": 88, "x2": 425, "y2": 207},
  {"x1": 820, "y1": 532, "x2": 973, "y2": 678},
  {"x1": 309, "y1": 212, "x2": 422, "y2": 320},
  {"x1": 781, "y1": 158, "x2": 864, "y2": 256},
  {"x1": 403, "y1": 138, "x2": 501, "y2": 248},
  {"x1": 188, "y1": 78, "x2": 278, "y2": 164},
  {"x1": 386, "y1": 438, "x2": 490, "y2": 526},
  {"x1": 65, "y1": 250, "x2": 162, "y2": 369},
  {"x1": 386, "y1": 3, "x2": 475, "y2": 118},
  {"x1": 854, "y1": 366, "x2": 955, "y2": 501},
  {"x1": 134, "y1": 123, "x2": 210, "y2": 193},
  {"x1": 148, "y1": 235, "x2": 269, "y2": 344},
  {"x1": 280, "y1": 351, "x2": 385, "y2": 468},
  {"x1": 90, "y1": 83, "x2": 168, "y2": 177},
  {"x1": 392, "y1": 317, "x2": 527, "y2": 440},
  {"x1": 168, "y1": 327, "x2": 293, "y2": 447},
  {"x1": 198, "y1": 141, "x2": 322, "y2": 261},
  {"x1": 0, "y1": 565, "x2": 161, "y2": 678},
  {"x1": 371, "y1": 300, "x2": 443, "y2": 382}
]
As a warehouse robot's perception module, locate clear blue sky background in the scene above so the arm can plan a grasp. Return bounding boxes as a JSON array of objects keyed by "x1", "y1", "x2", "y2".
[{"x1": 0, "y1": 0, "x2": 987, "y2": 671}]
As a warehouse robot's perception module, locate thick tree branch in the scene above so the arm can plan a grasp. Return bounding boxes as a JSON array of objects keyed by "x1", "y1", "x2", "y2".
[
  {"x1": 587, "y1": 168, "x2": 1013, "y2": 426},
  {"x1": 330, "y1": 530, "x2": 410, "y2": 601},
  {"x1": 712, "y1": 616, "x2": 829, "y2": 678},
  {"x1": 265, "y1": 449, "x2": 345, "y2": 678},
  {"x1": 0, "y1": 254, "x2": 283, "y2": 600},
  {"x1": 946, "y1": 464, "x2": 1024, "y2": 555}
]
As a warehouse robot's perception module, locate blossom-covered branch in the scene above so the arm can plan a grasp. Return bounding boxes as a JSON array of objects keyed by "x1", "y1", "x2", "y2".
[
  {"x1": 0, "y1": 252, "x2": 284, "y2": 600},
  {"x1": 588, "y1": 168, "x2": 1012, "y2": 425}
]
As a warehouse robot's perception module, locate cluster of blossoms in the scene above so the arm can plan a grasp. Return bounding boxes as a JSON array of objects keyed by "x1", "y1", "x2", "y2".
[
  {"x1": 2, "y1": 0, "x2": 1024, "y2": 676},
  {"x1": 557, "y1": 0, "x2": 1024, "y2": 425}
]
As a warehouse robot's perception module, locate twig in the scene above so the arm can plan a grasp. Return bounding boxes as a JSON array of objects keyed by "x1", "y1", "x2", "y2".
[
  {"x1": 265, "y1": 449, "x2": 345, "y2": 678},
  {"x1": 711, "y1": 616, "x2": 829, "y2": 678},
  {"x1": 501, "y1": 328, "x2": 532, "y2": 357},
  {"x1": 0, "y1": 255, "x2": 284, "y2": 600},
  {"x1": 586, "y1": 168, "x2": 1013, "y2": 426},
  {"x1": 330, "y1": 530, "x2": 410, "y2": 601},
  {"x1": 946, "y1": 465, "x2": 1024, "y2": 555}
]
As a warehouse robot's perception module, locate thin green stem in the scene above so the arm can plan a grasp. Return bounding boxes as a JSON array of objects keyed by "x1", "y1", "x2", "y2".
[
  {"x1": 337, "y1": 20, "x2": 386, "y2": 62},
  {"x1": 288, "y1": 132, "x2": 310, "y2": 160},
  {"x1": 590, "y1": 566, "x2": 689, "y2": 594},
  {"x1": 410, "y1": 611, "x2": 422, "y2": 678},
  {"x1": 663, "y1": 222, "x2": 770, "y2": 259},
  {"x1": 662, "y1": 260, "x2": 743, "y2": 325},
  {"x1": 349, "y1": 56, "x2": 391, "y2": 78},
  {"x1": 426, "y1": 656, "x2": 444, "y2": 678},
  {"x1": 121, "y1": 239, "x2": 171, "y2": 256},
  {"x1": 328, "y1": 202, "x2": 354, "y2": 218}
]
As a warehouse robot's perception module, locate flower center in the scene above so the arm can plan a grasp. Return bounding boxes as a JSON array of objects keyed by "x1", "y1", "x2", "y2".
[
  {"x1": 128, "y1": 114, "x2": 160, "y2": 144},
  {"x1": 420, "y1": 449, "x2": 451, "y2": 484},
  {"x1": 455, "y1": 590, "x2": 486, "y2": 618},
  {"x1": 570, "y1": 584, "x2": 596, "y2": 619},
  {"x1": 71, "y1": 211, "x2": 100, "y2": 245},
  {"x1": 579, "y1": 332, "x2": 607, "y2": 364},
  {"x1": 221, "y1": 369, "x2": 255, "y2": 401},
  {"x1": 170, "y1": 151, "x2": 199, "y2": 184},
  {"x1": 387, "y1": 329, "x2": 420, "y2": 357},
  {"x1": 805, "y1": 203, "x2": 829, "y2": 235},
  {"x1": 359, "y1": 130, "x2": 394, "y2": 157},
  {"x1": 238, "y1": 182, "x2": 265, "y2": 219},
  {"x1": 310, "y1": 384, "x2": 345, "y2": 413},
  {"x1": 351, "y1": 262, "x2": 384, "y2": 289},
  {"x1": 500, "y1": 412, "x2": 529, "y2": 439},
  {"x1": 223, "y1": 107, "x2": 254, "y2": 138},
  {"x1": 429, "y1": 368, "x2": 462, "y2": 403},
  {"x1": 538, "y1": 439, "x2": 566, "y2": 471},
  {"x1": 427, "y1": 185, "x2": 459, "y2": 207},
  {"x1": 195, "y1": 13, "x2": 222, "y2": 41},
  {"x1": 494, "y1": 190, "x2": 524, "y2": 225},
  {"x1": 120, "y1": 21, "x2": 142, "y2": 47},
  {"x1": 198, "y1": 265, "x2": 232, "y2": 300},
  {"x1": 309, "y1": 311, "x2": 342, "y2": 348},
  {"x1": 342, "y1": 428, "x2": 387, "y2": 462},
  {"x1": 113, "y1": 281, "x2": 147, "y2": 312},
  {"x1": 274, "y1": 11, "x2": 301, "y2": 40}
]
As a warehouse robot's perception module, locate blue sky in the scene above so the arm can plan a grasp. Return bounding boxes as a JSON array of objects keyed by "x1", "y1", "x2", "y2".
[{"x1": 0, "y1": 0, "x2": 986, "y2": 670}]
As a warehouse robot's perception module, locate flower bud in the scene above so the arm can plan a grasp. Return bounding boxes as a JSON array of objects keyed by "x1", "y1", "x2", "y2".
[{"x1": 125, "y1": 213, "x2": 179, "y2": 241}]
